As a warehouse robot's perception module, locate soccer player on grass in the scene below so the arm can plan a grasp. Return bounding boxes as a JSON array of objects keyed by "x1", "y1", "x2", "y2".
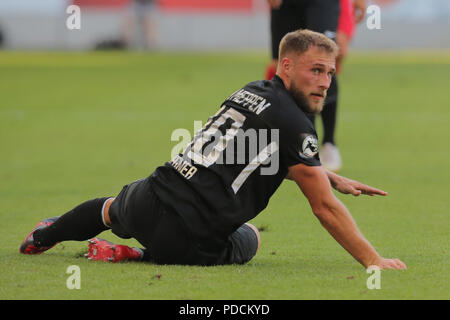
[{"x1": 20, "y1": 30, "x2": 406, "y2": 270}]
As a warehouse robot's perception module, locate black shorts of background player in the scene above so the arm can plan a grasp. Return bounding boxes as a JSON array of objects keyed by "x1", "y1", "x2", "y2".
[
  {"x1": 20, "y1": 30, "x2": 406, "y2": 270},
  {"x1": 266, "y1": 0, "x2": 342, "y2": 172}
]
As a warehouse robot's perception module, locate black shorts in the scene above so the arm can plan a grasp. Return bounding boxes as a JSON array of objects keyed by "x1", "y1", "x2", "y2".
[
  {"x1": 270, "y1": 0, "x2": 340, "y2": 59},
  {"x1": 108, "y1": 177, "x2": 259, "y2": 266}
]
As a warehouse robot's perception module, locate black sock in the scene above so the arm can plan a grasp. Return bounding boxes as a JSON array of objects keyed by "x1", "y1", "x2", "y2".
[
  {"x1": 33, "y1": 197, "x2": 111, "y2": 247},
  {"x1": 321, "y1": 99, "x2": 337, "y2": 145},
  {"x1": 322, "y1": 76, "x2": 338, "y2": 145}
]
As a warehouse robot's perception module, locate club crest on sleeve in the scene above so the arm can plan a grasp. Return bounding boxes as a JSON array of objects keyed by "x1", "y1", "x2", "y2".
[{"x1": 300, "y1": 134, "x2": 319, "y2": 158}]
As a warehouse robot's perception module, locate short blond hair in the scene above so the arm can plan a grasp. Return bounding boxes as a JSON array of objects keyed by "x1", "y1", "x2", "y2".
[{"x1": 279, "y1": 29, "x2": 338, "y2": 59}]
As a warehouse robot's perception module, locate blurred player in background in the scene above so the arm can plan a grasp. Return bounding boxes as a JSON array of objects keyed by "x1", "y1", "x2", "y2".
[
  {"x1": 266, "y1": 0, "x2": 366, "y2": 172},
  {"x1": 122, "y1": 0, "x2": 158, "y2": 50},
  {"x1": 336, "y1": 0, "x2": 366, "y2": 74}
]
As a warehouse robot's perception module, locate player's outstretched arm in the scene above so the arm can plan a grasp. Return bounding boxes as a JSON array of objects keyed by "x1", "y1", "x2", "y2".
[
  {"x1": 325, "y1": 169, "x2": 388, "y2": 197},
  {"x1": 288, "y1": 163, "x2": 406, "y2": 270}
]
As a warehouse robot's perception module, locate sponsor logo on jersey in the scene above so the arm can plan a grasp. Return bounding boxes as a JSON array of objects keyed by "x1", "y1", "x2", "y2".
[{"x1": 300, "y1": 134, "x2": 318, "y2": 158}]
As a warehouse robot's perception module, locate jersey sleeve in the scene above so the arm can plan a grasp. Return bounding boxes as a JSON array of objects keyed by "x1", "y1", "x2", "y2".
[{"x1": 280, "y1": 123, "x2": 321, "y2": 168}]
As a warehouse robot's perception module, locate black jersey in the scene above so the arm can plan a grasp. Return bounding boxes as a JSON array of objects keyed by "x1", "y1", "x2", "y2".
[{"x1": 150, "y1": 75, "x2": 321, "y2": 251}]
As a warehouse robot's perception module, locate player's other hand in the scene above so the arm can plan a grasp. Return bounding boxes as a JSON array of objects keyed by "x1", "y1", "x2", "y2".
[
  {"x1": 369, "y1": 257, "x2": 407, "y2": 270},
  {"x1": 329, "y1": 173, "x2": 388, "y2": 197},
  {"x1": 267, "y1": 0, "x2": 283, "y2": 9}
]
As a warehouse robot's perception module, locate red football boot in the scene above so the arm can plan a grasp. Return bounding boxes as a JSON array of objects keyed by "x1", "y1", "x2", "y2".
[
  {"x1": 86, "y1": 238, "x2": 143, "y2": 263},
  {"x1": 20, "y1": 216, "x2": 60, "y2": 254}
]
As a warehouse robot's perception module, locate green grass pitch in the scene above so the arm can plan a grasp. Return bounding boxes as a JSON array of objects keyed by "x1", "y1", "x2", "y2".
[{"x1": 0, "y1": 50, "x2": 449, "y2": 300}]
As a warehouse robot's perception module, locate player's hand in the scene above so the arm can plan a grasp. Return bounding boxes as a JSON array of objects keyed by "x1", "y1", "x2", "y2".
[
  {"x1": 353, "y1": 0, "x2": 367, "y2": 24},
  {"x1": 369, "y1": 257, "x2": 407, "y2": 270},
  {"x1": 267, "y1": 0, "x2": 283, "y2": 9},
  {"x1": 328, "y1": 172, "x2": 388, "y2": 197}
]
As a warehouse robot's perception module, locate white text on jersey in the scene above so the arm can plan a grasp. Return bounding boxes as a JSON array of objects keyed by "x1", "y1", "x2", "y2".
[{"x1": 227, "y1": 89, "x2": 271, "y2": 115}]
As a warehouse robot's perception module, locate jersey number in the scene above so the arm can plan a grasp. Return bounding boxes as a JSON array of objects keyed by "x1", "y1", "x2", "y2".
[{"x1": 185, "y1": 106, "x2": 278, "y2": 193}]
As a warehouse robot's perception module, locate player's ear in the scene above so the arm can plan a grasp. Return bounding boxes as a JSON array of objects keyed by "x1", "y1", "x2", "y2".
[{"x1": 280, "y1": 57, "x2": 293, "y2": 75}]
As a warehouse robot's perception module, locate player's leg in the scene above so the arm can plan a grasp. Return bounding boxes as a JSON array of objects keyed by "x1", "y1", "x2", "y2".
[
  {"x1": 102, "y1": 182, "x2": 258, "y2": 266},
  {"x1": 244, "y1": 223, "x2": 261, "y2": 253},
  {"x1": 267, "y1": 2, "x2": 307, "y2": 80},
  {"x1": 214, "y1": 223, "x2": 261, "y2": 265},
  {"x1": 322, "y1": 77, "x2": 338, "y2": 146},
  {"x1": 20, "y1": 197, "x2": 113, "y2": 254},
  {"x1": 86, "y1": 197, "x2": 144, "y2": 262},
  {"x1": 266, "y1": 9, "x2": 281, "y2": 80},
  {"x1": 305, "y1": 0, "x2": 340, "y2": 39},
  {"x1": 305, "y1": 0, "x2": 342, "y2": 171},
  {"x1": 86, "y1": 237, "x2": 143, "y2": 262},
  {"x1": 143, "y1": 2, "x2": 157, "y2": 49},
  {"x1": 320, "y1": 77, "x2": 342, "y2": 171},
  {"x1": 87, "y1": 177, "x2": 190, "y2": 264}
]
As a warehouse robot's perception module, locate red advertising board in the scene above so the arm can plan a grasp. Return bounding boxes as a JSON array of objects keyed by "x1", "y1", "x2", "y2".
[
  {"x1": 160, "y1": 0, "x2": 253, "y2": 11},
  {"x1": 73, "y1": 0, "x2": 254, "y2": 11}
]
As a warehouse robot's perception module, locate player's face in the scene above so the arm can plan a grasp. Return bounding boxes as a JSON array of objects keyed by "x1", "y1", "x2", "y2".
[{"x1": 288, "y1": 47, "x2": 336, "y2": 114}]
